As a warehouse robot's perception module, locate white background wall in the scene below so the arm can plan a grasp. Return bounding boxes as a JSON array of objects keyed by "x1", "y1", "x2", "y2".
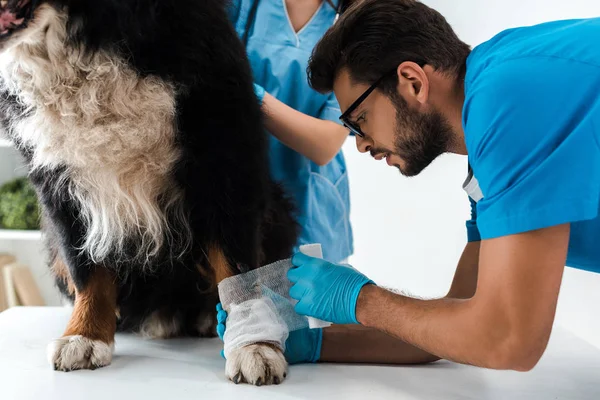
[{"x1": 345, "y1": 0, "x2": 600, "y2": 348}]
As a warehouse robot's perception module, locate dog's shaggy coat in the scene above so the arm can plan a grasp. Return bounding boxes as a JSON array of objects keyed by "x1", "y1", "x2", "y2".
[{"x1": 0, "y1": 0, "x2": 298, "y2": 385}]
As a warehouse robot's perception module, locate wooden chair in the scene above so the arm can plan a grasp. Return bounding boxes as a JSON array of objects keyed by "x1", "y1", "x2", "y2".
[{"x1": 0, "y1": 254, "x2": 45, "y2": 311}]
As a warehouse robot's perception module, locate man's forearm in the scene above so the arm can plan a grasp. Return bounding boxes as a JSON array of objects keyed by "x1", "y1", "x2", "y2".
[
  {"x1": 349, "y1": 240, "x2": 510, "y2": 369},
  {"x1": 351, "y1": 227, "x2": 569, "y2": 372},
  {"x1": 319, "y1": 324, "x2": 440, "y2": 364},
  {"x1": 319, "y1": 242, "x2": 479, "y2": 366},
  {"x1": 355, "y1": 285, "x2": 526, "y2": 370}
]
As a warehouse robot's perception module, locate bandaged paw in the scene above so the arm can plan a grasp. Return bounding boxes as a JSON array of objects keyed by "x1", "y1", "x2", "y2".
[
  {"x1": 218, "y1": 244, "x2": 329, "y2": 358},
  {"x1": 218, "y1": 260, "x2": 304, "y2": 357},
  {"x1": 223, "y1": 298, "x2": 288, "y2": 358}
]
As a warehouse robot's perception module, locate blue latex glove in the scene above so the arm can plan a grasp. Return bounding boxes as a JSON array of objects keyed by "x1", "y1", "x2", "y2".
[
  {"x1": 288, "y1": 253, "x2": 374, "y2": 325},
  {"x1": 216, "y1": 303, "x2": 323, "y2": 364},
  {"x1": 253, "y1": 83, "x2": 266, "y2": 105}
]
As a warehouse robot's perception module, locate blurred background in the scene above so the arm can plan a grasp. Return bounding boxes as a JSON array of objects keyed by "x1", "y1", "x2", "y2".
[{"x1": 0, "y1": 0, "x2": 598, "y2": 348}]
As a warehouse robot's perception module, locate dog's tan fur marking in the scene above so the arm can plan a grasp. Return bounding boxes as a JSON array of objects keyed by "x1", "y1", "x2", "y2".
[
  {"x1": 50, "y1": 256, "x2": 76, "y2": 297},
  {"x1": 63, "y1": 267, "x2": 117, "y2": 344},
  {"x1": 208, "y1": 245, "x2": 235, "y2": 284}
]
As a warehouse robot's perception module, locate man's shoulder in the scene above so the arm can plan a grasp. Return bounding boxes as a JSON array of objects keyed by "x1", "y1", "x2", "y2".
[
  {"x1": 463, "y1": 17, "x2": 600, "y2": 144},
  {"x1": 467, "y1": 17, "x2": 600, "y2": 82}
]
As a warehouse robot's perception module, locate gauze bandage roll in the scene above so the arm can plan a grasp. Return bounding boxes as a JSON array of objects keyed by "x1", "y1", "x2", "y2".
[{"x1": 217, "y1": 243, "x2": 331, "y2": 359}]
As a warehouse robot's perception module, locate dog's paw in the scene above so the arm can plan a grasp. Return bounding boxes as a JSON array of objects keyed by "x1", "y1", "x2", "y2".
[
  {"x1": 47, "y1": 335, "x2": 114, "y2": 371},
  {"x1": 225, "y1": 343, "x2": 287, "y2": 386}
]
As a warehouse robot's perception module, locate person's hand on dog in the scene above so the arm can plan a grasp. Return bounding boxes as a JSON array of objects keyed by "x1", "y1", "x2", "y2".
[
  {"x1": 216, "y1": 303, "x2": 323, "y2": 364},
  {"x1": 288, "y1": 253, "x2": 375, "y2": 325}
]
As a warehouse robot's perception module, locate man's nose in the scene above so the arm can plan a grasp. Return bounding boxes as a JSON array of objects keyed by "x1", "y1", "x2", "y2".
[{"x1": 355, "y1": 135, "x2": 371, "y2": 153}]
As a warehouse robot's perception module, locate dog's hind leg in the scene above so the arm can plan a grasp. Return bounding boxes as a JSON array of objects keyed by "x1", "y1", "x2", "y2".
[{"x1": 47, "y1": 264, "x2": 117, "y2": 371}]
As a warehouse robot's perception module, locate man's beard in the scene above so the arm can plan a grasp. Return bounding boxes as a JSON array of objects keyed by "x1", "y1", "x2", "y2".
[{"x1": 391, "y1": 93, "x2": 455, "y2": 177}]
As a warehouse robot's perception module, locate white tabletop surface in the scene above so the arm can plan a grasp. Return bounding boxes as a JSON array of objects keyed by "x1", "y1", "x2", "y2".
[{"x1": 0, "y1": 307, "x2": 598, "y2": 400}]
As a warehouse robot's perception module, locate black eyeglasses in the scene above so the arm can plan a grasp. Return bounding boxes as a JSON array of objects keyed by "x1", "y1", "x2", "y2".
[{"x1": 339, "y1": 61, "x2": 426, "y2": 138}]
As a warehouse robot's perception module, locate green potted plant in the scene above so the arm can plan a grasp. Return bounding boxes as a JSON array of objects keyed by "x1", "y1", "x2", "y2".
[{"x1": 0, "y1": 177, "x2": 40, "y2": 230}]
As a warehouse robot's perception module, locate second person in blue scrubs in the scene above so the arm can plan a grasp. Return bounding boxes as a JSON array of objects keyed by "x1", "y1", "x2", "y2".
[{"x1": 228, "y1": 0, "x2": 353, "y2": 263}]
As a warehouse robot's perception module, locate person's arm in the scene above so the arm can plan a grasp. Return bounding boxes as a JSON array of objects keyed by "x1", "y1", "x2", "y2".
[
  {"x1": 318, "y1": 241, "x2": 480, "y2": 364},
  {"x1": 320, "y1": 324, "x2": 439, "y2": 364},
  {"x1": 355, "y1": 224, "x2": 568, "y2": 371},
  {"x1": 446, "y1": 241, "x2": 480, "y2": 299},
  {"x1": 261, "y1": 91, "x2": 349, "y2": 166}
]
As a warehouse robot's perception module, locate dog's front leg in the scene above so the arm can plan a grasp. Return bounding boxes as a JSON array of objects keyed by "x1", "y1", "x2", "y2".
[
  {"x1": 47, "y1": 264, "x2": 117, "y2": 371},
  {"x1": 29, "y1": 170, "x2": 118, "y2": 371},
  {"x1": 207, "y1": 244, "x2": 288, "y2": 386}
]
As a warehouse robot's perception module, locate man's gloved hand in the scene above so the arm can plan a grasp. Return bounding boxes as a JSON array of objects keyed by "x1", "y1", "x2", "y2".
[
  {"x1": 216, "y1": 303, "x2": 323, "y2": 364},
  {"x1": 288, "y1": 253, "x2": 374, "y2": 325}
]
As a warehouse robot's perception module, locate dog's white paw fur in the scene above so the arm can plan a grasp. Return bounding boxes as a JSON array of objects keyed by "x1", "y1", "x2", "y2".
[
  {"x1": 47, "y1": 335, "x2": 114, "y2": 371},
  {"x1": 226, "y1": 343, "x2": 288, "y2": 386},
  {"x1": 139, "y1": 311, "x2": 182, "y2": 339}
]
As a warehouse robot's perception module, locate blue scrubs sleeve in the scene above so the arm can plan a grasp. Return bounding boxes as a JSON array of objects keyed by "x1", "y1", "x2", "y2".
[
  {"x1": 464, "y1": 58, "x2": 600, "y2": 240},
  {"x1": 318, "y1": 93, "x2": 342, "y2": 125},
  {"x1": 227, "y1": 0, "x2": 242, "y2": 23}
]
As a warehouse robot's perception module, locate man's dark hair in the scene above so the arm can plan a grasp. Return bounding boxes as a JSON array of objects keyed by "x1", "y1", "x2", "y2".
[{"x1": 308, "y1": 0, "x2": 471, "y2": 95}]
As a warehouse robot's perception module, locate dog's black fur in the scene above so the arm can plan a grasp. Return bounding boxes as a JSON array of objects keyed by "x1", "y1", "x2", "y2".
[{"x1": 0, "y1": 0, "x2": 298, "y2": 337}]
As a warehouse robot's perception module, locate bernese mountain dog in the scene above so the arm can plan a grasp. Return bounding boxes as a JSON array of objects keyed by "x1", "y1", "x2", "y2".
[{"x1": 0, "y1": 0, "x2": 298, "y2": 385}]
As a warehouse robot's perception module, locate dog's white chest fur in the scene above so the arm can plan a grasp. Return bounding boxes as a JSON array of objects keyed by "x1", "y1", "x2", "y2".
[{"x1": 0, "y1": 6, "x2": 185, "y2": 263}]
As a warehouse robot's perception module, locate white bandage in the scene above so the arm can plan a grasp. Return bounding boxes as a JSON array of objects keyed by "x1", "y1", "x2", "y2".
[
  {"x1": 218, "y1": 243, "x2": 331, "y2": 357},
  {"x1": 222, "y1": 298, "x2": 289, "y2": 359}
]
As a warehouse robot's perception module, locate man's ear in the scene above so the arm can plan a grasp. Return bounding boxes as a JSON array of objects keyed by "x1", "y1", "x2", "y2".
[{"x1": 396, "y1": 61, "x2": 429, "y2": 105}]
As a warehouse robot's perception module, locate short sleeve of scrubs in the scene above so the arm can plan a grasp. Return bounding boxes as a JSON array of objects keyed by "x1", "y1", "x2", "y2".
[
  {"x1": 464, "y1": 57, "x2": 600, "y2": 240},
  {"x1": 318, "y1": 93, "x2": 342, "y2": 125}
]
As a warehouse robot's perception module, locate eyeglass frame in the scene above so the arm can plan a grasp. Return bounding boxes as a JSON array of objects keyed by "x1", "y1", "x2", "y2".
[{"x1": 339, "y1": 60, "x2": 426, "y2": 138}]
